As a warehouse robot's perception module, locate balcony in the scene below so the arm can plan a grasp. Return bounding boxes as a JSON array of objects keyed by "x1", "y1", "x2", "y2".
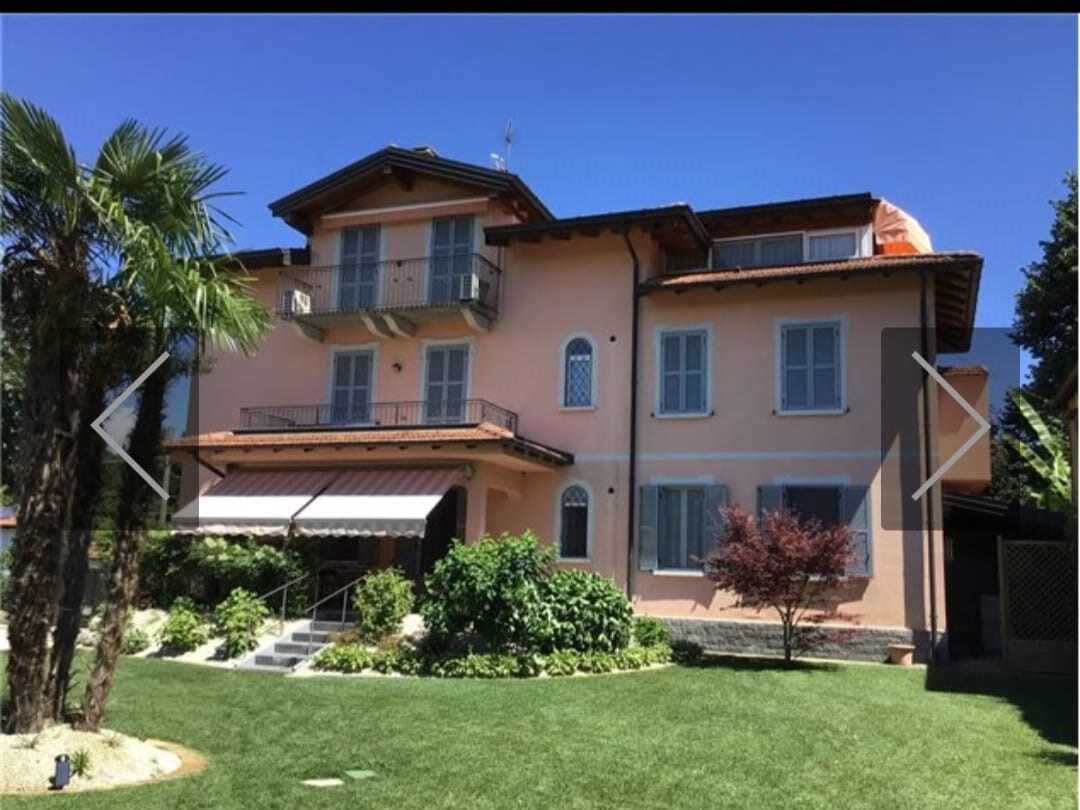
[
  {"x1": 238, "y1": 399, "x2": 518, "y2": 434},
  {"x1": 279, "y1": 253, "x2": 501, "y2": 340}
]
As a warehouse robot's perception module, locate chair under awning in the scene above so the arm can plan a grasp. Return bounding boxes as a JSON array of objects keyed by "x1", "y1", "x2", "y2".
[
  {"x1": 292, "y1": 468, "x2": 464, "y2": 538},
  {"x1": 171, "y1": 468, "x2": 338, "y2": 536}
]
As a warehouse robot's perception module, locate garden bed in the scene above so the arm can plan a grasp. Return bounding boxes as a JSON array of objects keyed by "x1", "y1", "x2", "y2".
[{"x1": 0, "y1": 725, "x2": 200, "y2": 795}]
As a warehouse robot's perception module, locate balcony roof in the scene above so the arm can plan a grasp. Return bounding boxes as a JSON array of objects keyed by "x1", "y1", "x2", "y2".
[
  {"x1": 639, "y1": 251, "x2": 982, "y2": 353},
  {"x1": 166, "y1": 423, "x2": 574, "y2": 472},
  {"x1": 268, "y1": 146, "x2": 553, "y2": 235}
]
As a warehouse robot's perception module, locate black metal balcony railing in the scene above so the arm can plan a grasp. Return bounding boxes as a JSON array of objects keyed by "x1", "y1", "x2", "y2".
[
  {"x1": 279, "y1": 253, "x2": 501, "y2": 318},
  {"x1": 238, "y1": 399, "x2": 518, "y2": 434}
]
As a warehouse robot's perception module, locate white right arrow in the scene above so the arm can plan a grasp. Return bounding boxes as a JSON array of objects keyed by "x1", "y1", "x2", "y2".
[
  {"x1": 910, "y1": 351, "x2": 991, "y2": 501},
  {"x1": 91, "y1": 351, "x2": 171, "y2": 501}
]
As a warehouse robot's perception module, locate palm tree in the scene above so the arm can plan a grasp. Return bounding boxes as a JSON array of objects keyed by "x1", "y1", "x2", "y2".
[
  {"x1": 78, "y1": 130, "x2": 270, "y2": 730},
  {"x1": 2, "y1": 94, "x2": 268, "y2": 732},
  {"x1": 1, "y1": 94, "x2": 115, "y2": 732}
]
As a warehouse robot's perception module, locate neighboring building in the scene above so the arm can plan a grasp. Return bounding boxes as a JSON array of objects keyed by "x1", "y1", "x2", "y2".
[
  {"x1": 0, "y1": 506, "x2": 14, "y2": 568},
  {"x1": 168, "y1": 145, "x2": 987, "y2": 662}
]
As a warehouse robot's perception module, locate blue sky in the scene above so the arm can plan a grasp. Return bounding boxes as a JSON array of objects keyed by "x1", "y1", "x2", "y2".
[{"x1": 2, "y1": 14, "x2": 1076, "y2": 429}]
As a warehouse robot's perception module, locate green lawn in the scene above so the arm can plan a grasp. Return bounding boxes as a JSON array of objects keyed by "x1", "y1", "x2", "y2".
[{"x1": 4, "y1": 656, "x2": 1076, "y2": 809}]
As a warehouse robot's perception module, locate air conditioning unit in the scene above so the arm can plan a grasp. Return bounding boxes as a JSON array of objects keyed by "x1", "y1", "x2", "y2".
[
  {"x1": 458, "y1": 274, "x2": 479, "y2": 302},
  {"x1": 280, "y1": 289, "x2": 311, "y2": 318}
]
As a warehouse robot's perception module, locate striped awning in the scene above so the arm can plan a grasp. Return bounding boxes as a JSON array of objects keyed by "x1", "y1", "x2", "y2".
[
  {"x1": 171, "y1": 469, "x2": 337, "y2": 536},
  {"x1": 293, "y1": 468, "x2": 463, "y2": 538}
]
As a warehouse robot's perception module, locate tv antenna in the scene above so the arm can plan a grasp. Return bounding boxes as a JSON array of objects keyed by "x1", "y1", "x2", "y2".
[{"x1": 504, "y1": 120, "x2": 513, "y2": 170}]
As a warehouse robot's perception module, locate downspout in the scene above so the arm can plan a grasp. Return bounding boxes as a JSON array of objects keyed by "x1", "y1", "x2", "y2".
[
  {"x1": 919, "y1": 270, "x2": 940, "y2": 664},
  {"x1": 623, "y1": 228, "x2": 640, "y2": 599}
]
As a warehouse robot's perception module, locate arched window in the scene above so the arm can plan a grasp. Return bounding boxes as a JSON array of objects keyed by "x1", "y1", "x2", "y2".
[
  {"x1": 559, "y1": 484, "x2": 590, "y2": 559},
  {"x1": 563, "y1": 337, "x2": 594, "y2": 408}
]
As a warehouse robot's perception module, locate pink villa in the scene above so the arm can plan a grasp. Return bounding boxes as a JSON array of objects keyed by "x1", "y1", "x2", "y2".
[{"x1": 168, "y1": 145, "x2": 989, "y2": 663}]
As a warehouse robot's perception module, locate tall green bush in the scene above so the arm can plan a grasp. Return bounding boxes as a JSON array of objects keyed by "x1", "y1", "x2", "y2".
[
  {"x1": 159, "y1": 598, "x2": 209, "y2": 654},
  {"x1": 541, "y1": 569, "x2": 632, "y2": 653},
  {"x1": 214, "y1": 588, "x2": 270, "y2": 659},
  {"x1": 420, "y1": 531, "x2": 556, "y2": 653},
  {"x1": 352, "y1": 568, "x2": 414, "y2": 642},
  {"x1": 139, "y1": 533, "x2": 310, "y2": 608}
]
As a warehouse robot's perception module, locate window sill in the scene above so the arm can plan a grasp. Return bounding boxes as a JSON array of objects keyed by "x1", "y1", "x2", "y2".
[
  {"x1": 653, "y1": 411, "x2": 713, "y2": 420},
  {"x1": 774, "y1": 407, "x2": 847, "y2": 418},
  {"x1": 651, "y1": 569, "x2": 707, "y2": 578},
  {"x1": 559, "y1": 405, "x2": 596, "y2": 413},
  {"x1": 557, "y1": 557, "x2": 590, "y2": 564}
]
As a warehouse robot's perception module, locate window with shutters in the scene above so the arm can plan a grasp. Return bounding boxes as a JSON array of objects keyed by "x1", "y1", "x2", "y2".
[
  {"x1": 777, "y1": 320, "x2": 843, "y2": 413},
  {"x1": 656, "y1": 327, "x2": 710, "y2": 416},
  {"x1": 338, "y1": 226, "x2": 380, "y2": 310},
  {"x1": 557, "y1": 482, "x2": 591, "y2": 560},
  {"x1": 329, "y1": 350, "x2": 374, "y2": 424},
  {"x1": 638, "y1": 483, "x2": 728, "y2": 572},
  {"x1": 757, "y1": 483, "x2": 872, "y2": 576},
  {"x1": 561, "y1": 335, "x2": 595, "y2": 409}
]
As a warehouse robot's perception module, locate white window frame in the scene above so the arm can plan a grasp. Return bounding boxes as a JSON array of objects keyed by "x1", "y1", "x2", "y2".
[
  {"x1": 773, "y1": 315, "x2": 847, "y2": 416},
  {"x1": 554, "y1": 478, "x2": 594, "y2": 561},
  {"x1": 326, "y1": 342, "x2": 381, "y2": 425},
  {"x1": 653, "y1": 323, "x2": 714, "y2": 419},
  {"x1": 649, "y1": 474, "x2": 715, "y2": 576},
  {"x1": 332, "y1": 224, "x2": 384, "y2": 310},
  {"x1": 558, "y1": 332, "x2": 597, "y2": 411},
  {"x1": 711, "y1": 225, "x2": 871, "y2": 269}
]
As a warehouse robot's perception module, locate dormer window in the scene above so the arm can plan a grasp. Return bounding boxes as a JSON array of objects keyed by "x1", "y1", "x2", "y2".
[{"x1": 711, "y1": 228, "x2": 865, "y2": 270}]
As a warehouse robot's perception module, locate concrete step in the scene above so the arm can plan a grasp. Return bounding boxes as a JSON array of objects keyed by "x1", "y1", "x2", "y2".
[
  {"x1": 290, "y1": 631, "x2": 331, "y2": 644},
  {"x1": 310, "y1": 620, "x2": 351, "y2": 633},
  {"x1": 274, "y1": 641, "x2": 325, "y2": 656},
  {"x1": 255, "y1": 653, "x2": 304, "y2": 668}
]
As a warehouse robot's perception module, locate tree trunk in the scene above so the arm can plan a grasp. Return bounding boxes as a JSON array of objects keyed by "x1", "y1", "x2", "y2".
[
  {"x1": 48, "y1": 382, "x2": 107, "y2": 720},
  {"x1": 5, "y1": 304, "x2": 87, "y2": 733},
  {"x1": 79, "y1": 368, "x2": 167, "y2": 731}
]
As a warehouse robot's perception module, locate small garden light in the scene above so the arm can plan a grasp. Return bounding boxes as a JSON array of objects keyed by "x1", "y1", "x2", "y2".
[{"x1": 51, "y1": 754, "x2": 71, "y2": 790}]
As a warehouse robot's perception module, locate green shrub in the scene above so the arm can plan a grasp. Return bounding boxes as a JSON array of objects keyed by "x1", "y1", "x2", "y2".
[
  {"x1": 140, "y1": 533, "x2": 310, "y2": 609},
  {"x1": 428, "y1": 653, "x2": 521, "y2": 679},
  {"x1": 370, "y1": 644, "x2": 422, "y2": 676},
  {"x1": 643, "y1": 643, "x2": 673, "y2": 665},
  {"x1": 515, "y1": 653, "x2": 545, "y2": 678},
  {"x1": 633, "y1": 616, "x2": 669, "y2": 647},
  {"x1": 421, "y1": 531, "x2": 556, "y2": 653},
  {"x1": 120, "y1": 623, "x2": 150, "y2": 655},
  {"x1": 311, "y1": 644, "x2": 374, "y2": 673},
  {"x1": 614, "y1": 646, "x2": 651, "y2": 670},
  {"x1": 327, "y1": 627, "x2": 364, "y2": 646},
  {"x1": 214, "y1": 588, "x2": 270, "y2": 659},
  {"x1": 544, "y1": 650, "x2": 580, "y2": 677},
  {"x1": 353, "y1": 568, "x2": 414, "y2": 642},
  {"x1": 159, "y1": 599, "x2": 209, "y2": 654},
  {"x1": 670, "y1": 639, "x2": 704, "y2": 665},
  {"x1": 542, "y1": 569, "x2": 632, "y2": 653},
  {"x1": 578, "y1": 651, "x2": 617, "y2": 673}
]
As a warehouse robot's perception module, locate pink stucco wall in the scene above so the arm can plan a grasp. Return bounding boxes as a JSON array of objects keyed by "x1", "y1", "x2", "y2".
[{"x1": 182, "y1": 174, "x2": 959, "y2": 637}]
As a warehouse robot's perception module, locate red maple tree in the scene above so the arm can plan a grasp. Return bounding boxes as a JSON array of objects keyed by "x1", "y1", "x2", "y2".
[{"x1": 702, "y1": 505, "x2": 860, "y2": 662}]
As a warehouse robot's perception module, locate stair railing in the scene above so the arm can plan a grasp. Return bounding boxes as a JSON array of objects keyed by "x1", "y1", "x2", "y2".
[
  {"x1": 254, "y1": 572, "x2": 311, "y2": 635},
  {"x1": 301, "y1": 575, "x2": 367, "y2": 658}
]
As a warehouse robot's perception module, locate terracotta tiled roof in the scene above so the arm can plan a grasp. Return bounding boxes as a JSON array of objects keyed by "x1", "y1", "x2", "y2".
[
  {"x1": 640, "y1": 251, "x2": 982, "y2": 354},
  {"x1": 0, "y1": 515, "x2": 15, "y2": 528},
  {"x1": 640, "y1": 251, "x2": 980, "y2": 290},
  {"x1": 165, "y1": 422, "x2": 572, "y2": 466}
]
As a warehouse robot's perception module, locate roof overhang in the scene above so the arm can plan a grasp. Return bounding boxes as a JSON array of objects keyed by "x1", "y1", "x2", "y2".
[
  {"x1": 697, "y1": 193, "x2": 876, "y2": 239},
  {"x1": 485, "y1": 204, "x2": 709, "y2": 254},
  {"x1": 268, "y1": 146, "x2": 553, "y2": 235},
  {"x1": 166, "y1": 424, "x2": 573, "y2": 473},
  {"x1": 639, "y1": 252, "x2": 982, "y2": 353}
]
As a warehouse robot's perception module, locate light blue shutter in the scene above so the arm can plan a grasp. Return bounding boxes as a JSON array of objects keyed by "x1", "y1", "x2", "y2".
[
  {"x1": 702, "y1": 485, "x2": 729, "y2": 555},
  {"x1": 757, "y1": 485, "x2": 783, "y2": 526},
  {"x1": 638, "y1": 485, "x2": 659, "y2": 571},
  {"x1": 842, "y1": 486, "x2": 872, "y2": 576}
]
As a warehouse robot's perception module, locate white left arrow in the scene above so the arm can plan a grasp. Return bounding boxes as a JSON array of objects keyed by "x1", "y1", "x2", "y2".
[
  {"x1": 910, "y1": 351, "x2": 991, "y2": 501},
  {"x1": 92, "y1": 351, "x2": 171, "y2": 501}
]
